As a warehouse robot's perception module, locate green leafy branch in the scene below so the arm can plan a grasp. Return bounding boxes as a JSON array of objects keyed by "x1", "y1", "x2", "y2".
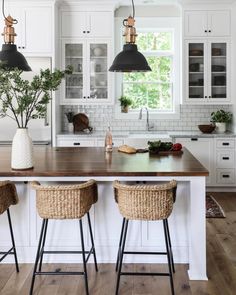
[{"x1": 0, "y1": 66, "x2": 72, "y2": 128}]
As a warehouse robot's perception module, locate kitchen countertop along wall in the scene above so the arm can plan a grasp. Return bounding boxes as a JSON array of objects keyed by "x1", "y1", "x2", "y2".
[{"x1": 57, "y1": 130, "x2": 236, "y2": 139}]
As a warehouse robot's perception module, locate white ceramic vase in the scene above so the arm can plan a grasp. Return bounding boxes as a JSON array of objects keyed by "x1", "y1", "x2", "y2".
[
  {"x1": 11, "y1": 128, "x2": 34, "y2": 170},
  {"x1": 215, "y1": 122, "x2": 226, "y2": 133},
  {"x1": 68, "y1": 122, "x2": 74, "y2": 133}
]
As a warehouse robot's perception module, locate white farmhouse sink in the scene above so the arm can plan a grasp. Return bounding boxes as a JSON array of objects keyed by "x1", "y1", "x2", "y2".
[{"x1": 128, "y1": 131, "x2": 170, "y2": 139}]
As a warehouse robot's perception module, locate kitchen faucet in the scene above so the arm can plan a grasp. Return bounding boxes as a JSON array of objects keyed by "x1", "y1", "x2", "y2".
[{"x1": 138, "y1": 107, "x2": 154, "y2": 131}]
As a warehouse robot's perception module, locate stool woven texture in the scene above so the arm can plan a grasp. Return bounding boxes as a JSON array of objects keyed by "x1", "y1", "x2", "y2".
[
  {"x1": 113, "y1": 180, "x2": 177, "y2": 221},
  {"x1": 31, "y1": 180, "x2": 98, "y2": 219},
  {"x1": 0, "y1": 181, "x2": 19, "y2": 215}
]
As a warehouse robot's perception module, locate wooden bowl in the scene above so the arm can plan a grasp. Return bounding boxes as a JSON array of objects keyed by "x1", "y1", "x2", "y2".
[{"x1": 198, "y1": 124, "x2": 216, "y2": 133}]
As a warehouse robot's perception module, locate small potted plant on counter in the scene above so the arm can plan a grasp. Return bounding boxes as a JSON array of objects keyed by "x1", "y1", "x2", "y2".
[
  {"x1": 0, "y1": 66, "x2": 72, "y2": 170},
  {"x1": 118, "y1": 96, "x2": 133, "y2": 113},
  {"x1": 210, "y1": 109, "x2": 232, "y2": 133}
]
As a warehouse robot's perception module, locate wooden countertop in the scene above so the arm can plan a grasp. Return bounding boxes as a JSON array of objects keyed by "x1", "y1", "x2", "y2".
[{"x1": 0, "y1": 147, "x2": 209, "y2": 177}]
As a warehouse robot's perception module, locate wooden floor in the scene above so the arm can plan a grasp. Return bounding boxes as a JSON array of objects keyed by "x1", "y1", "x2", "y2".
[{"x1": 0, "y1": 192, "x2": 236, "y2": 295}]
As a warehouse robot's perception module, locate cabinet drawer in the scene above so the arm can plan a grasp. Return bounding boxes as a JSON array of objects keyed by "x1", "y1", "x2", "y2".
[
  {"x1": 216, "y1": 150, "x2": 235, "y2": 168},
  {"x1": 57, "y1": 139, "x2": 95, "y2": 147},
  {"x1": 216, "y1": 169, "x2": 235, "y2": 184},
  {"x1": 216, "y1": 139, "x2": 235, "y2": 149}
]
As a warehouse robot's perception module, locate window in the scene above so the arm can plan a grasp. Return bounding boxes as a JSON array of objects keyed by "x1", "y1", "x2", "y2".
[
  {"x1": 116, "y1": 18, "x2": 181, "y2": 119},
  {"x1": 123, "y1": 31, "x2": 173, "y2": 111}
]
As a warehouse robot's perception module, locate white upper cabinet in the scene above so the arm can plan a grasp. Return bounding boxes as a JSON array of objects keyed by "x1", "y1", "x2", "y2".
[
  {"x1": 184, "y1": 10, "x2": 231, "y2": 37},
  {"x1": 61, "y1": 11, "x2": 113, "y2": 38},
  {"x1": 185, "y1": 39, "x2": 230, "y2": 104},
  {"x1": 8, "y1": 4, "x2": 53, "y2": 55}
]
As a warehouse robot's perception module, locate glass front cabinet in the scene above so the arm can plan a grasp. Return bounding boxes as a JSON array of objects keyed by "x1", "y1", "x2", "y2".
[
  {"x1": 61, "y1": 39, "x2": 112, "y2": 104},
  {"x1": 185, "y1": 40, "x2": 230, "y2": 104}
]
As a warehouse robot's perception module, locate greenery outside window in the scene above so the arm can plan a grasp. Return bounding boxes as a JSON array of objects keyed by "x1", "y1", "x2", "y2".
[{"x1": 115, "y1": 18, "x2": 181, "y2": 120}]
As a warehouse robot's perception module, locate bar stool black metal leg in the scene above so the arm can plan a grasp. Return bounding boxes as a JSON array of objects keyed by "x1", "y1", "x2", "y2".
[
  {"x1": 165, "y1": 219, "x2": 175, "y2": 273},
  {"x1": 87, "y1": 212, "x2": 98, "y2": 272},
  {"x1": 29, "y1": 219, "x2": 46, "y2": 295},
  {"x1": 79, "y1": 219, "x2": 89, "y2": 295},
  {"x1": 163, "y1": 220, "x2": 175, "y2": 295},
  {"x1": 115, "y1": 219, "x2": 129, "y2": 295},
  {"x1": 38, "y1": 219, "x2": 48, "y2": 272},
  {"x1": 7, "y1": 209, "x2": 19, "y2": 273},
  {"x1": 115, "y1": 217, "x2": 125, "y2": 272}
]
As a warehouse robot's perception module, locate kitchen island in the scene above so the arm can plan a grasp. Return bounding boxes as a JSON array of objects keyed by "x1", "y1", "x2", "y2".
[{"x1": 0, "y1": 147, "x2": 208, "y2": 280}]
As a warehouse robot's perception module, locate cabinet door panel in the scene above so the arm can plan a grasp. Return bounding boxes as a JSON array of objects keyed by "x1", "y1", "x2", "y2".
[
  {"x1": 185, "y1": 40, "x2": 207, "y2": 103},
  {"x1": 176, "y1": 138, "x2": 213, "y2": 185},
  {"x1": 184, "y1": 11, "x2": 208, "y2": 37},
  {"x1": 208, "y1": 11, "x2": 230, "y2": 37},
  {"x1": 22, "y1": 7, "x2": 52, "y2": 53},
  {"x1": 88, "y1": 12, "x2": 112, "y2": 37},
  {"x1": 61, "y1": 11, "x2": 87, "y2": 37}
]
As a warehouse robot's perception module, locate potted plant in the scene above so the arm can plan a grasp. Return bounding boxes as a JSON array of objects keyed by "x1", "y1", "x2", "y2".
[
  {"x1": 210, "y1": 109, "x2": 232, "y2": 133},
  {"x1": 65, "y1": 111, "x2": 74, "y2": 133},
  {"x1": 0, "y1": 66, "x2": 72, "y2": 170},
  {"x1": 118, "y1": 96, "x2": 133, "y2": 113}
]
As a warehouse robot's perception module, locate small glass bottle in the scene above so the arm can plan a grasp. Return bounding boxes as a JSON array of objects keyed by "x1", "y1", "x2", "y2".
[{"x1": 105, "y1": 127, "x2": 113, "y2": 152}]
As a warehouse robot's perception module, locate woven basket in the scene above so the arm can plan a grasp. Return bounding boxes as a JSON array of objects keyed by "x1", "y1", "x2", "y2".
[
  {"x1": 0, "y1": 181, "x2": 19, "y2": 215},
  {"x1": 113, "y1": 180, "x2": 177, "y2": 221},
  {"x1": 31, "y1": 180, "x2": 98, "y2": 219}
]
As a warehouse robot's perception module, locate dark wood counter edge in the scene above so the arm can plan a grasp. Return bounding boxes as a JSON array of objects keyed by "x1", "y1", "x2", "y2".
[
  {"x1": 0, "y1": 172, "x2": 209, "y2": 177},
  {"x1": 0, "y1": 146, "x2": 209, "y2": 177}
]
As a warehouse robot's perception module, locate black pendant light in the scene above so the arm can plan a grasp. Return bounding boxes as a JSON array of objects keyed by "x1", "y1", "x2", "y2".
[
  {"x1": 109, "y1": 0, "x2": 151, "y2": 72},
  {"x1": 0, "y1": 0, "x2": 31, "y2": 71}
]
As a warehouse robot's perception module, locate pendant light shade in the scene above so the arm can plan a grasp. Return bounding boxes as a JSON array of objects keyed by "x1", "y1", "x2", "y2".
[
  {"x1": 109, "y1": 44, "x2": 151, "y2": 72},
  {"x1": 109, "y1": 0, "x2": 151, "y2": 73},
  {"x1": 0, "y1": 44, "x2": 31, "y2": 71},
  {"x1": 0, "y1": 3, "x2": 31, "y2": 71}
]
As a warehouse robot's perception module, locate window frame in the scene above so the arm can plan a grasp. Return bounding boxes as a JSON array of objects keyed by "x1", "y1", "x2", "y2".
[{"x1": 114, "y1": 17, "x2": 181, "y2": 120}]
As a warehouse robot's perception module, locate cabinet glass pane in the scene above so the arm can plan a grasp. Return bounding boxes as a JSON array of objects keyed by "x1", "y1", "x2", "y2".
[
  {"x1": 90, "y1": 44, "x2": 108, "y2": 99},
  {"x1": 188, "y1": 43, "x2": 204, "y2": 99},
  {"x1": 65, "y1": 44, "x2": 83, "y2": 99},
  {"x1": 211, "y1": 43, "x2": 227, "y2": 99}
]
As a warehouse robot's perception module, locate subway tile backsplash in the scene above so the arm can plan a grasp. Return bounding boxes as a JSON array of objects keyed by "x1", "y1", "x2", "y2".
[{"x1": 61, "y1": 105, "x2": 231, "y2": 133}]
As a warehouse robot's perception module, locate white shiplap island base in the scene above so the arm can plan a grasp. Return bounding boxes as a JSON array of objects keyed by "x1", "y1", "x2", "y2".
[{"x1": 0, "y1": 147, "x2": 208, "y2": 281}]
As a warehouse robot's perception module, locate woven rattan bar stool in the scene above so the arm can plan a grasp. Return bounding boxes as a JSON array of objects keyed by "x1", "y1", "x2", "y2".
[
  {"x1": 0, "y1": 181, "x2": 19, "y2": 272},
  {"x1": 29, "y1": 180, "x2": 98, "y2": 295},
  {"x1": 113, "y1": 180, "x2": 177, "y2": 295}
]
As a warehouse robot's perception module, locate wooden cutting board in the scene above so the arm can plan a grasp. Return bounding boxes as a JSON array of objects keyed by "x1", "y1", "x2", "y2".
[{"x1": 73, "y1": 113, "x2": 93, "y2": 132}]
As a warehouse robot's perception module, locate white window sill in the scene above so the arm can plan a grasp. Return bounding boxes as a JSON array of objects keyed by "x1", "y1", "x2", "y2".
[{"x1": 114, "y1": 105, "x2": 180, "y2": 120}]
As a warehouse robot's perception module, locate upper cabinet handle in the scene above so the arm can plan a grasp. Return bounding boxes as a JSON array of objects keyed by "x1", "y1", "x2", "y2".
[
  {"x1": 208, "y1": 30, "x2": 211, "y2": 33},
  {"x1": 222, "y1": 142, "x2": 229, "y2": 146},
  {"x1": 205, "y1": 30, "x2": 207, "y2": 33}
]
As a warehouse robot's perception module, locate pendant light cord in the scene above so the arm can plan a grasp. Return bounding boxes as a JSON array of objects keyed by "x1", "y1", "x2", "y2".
[
  {"x1": 2, "y1": 0, "x2": 18, "y2": 24},
  {"x1": 131, "y1": 0, "x2": 135, "y2": 18}
]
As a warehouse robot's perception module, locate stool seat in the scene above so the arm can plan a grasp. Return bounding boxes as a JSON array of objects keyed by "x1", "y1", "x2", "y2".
[
  {"x1": 0, "y1": 181, "x2": 19, "y2": 214},
  {"x1": 0, "y1": 181, "x2": 19, "y2": 272},
  {"x1": 113, "y1": 180, "x2": 177, "y2": 220},
  {"x1": 31, "y1": 179, "x2": 97, "y2": 219}
]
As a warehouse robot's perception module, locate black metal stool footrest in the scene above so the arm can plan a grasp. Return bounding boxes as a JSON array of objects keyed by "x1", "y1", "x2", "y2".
[
  {"x1": 35, "y1": 271, "x2": 85, "y2": 276},
  {"x1": 121, "y1": 272, "x2": 171, "y2": 277},
  {"x1": 0, "y1": 247, "x2": 15, "y2": 262},
  {"x1": 123, "y1": 251, "x2": 167, "y2": 255}
]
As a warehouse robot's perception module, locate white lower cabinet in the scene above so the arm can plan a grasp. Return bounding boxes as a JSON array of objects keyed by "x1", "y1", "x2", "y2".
[
  {"x1": 215, "y1": 138, "x2": 235, "y2": 186},
  {"x1": 175, "y1": 137, "x2": 236, "y2": 187},
  {"x1": 175, "y1": 137, "x2": 214, "y2": 185}
]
